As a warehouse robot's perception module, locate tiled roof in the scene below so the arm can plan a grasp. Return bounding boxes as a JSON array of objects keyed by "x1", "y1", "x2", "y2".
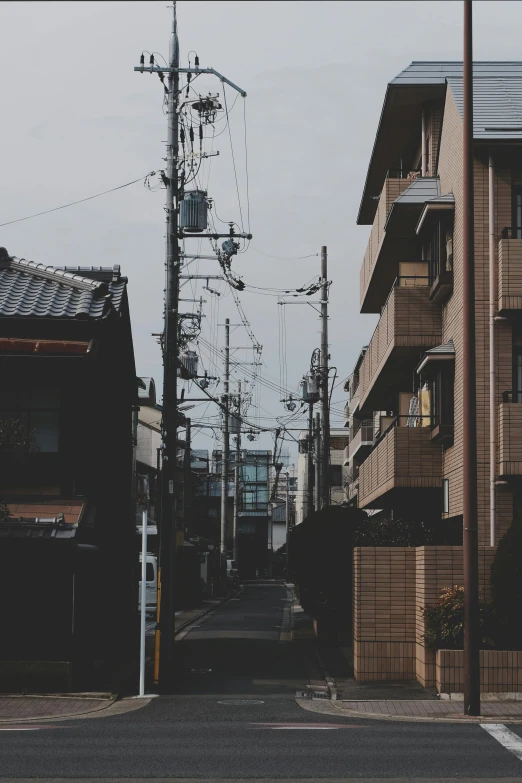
[
  {"x1": 0, "y1": 253, "x2": 127, "y2": 319},
  {"x1": 448, "y1": 77, "x2": 522, "y2": 140},
  {"x1": 391, "y1": 61, "x2": 522, "y2": 85}
]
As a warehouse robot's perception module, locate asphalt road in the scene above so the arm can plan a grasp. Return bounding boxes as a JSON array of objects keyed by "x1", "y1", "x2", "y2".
[{"x1": 1, "y1": 582, "x2": 522, "y2": 781}]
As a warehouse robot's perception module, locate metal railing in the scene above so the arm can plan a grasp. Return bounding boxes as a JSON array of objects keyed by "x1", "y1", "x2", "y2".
[
  {"x1": 386, "y1": 168, "x2": 422, "y2": 180},
  {"x1": 352, "y1": 418, "x2": 373, "y2": 437},
  {"x1": 373, "y1": 414, "x2": 431, "y2": 448},
  {"x1": 501, "y1": 227, "x2": 522, "y2": 239},
  {"x1": 502, "y1": 390, "x2": 522, "y2": 403}
]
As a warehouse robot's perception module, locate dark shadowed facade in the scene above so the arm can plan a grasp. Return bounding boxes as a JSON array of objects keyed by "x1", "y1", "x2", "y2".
[{"x1": 0, "y1": 251, "x2": 138, "y2": 691}]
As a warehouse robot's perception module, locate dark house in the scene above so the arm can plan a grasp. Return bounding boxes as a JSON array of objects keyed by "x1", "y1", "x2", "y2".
[{"x1": 0, "y1": 250, "x2": 138, "y2": 691}]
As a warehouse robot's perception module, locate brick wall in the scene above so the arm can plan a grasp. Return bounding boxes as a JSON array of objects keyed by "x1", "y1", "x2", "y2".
[{"x1": 353, "y1": 546, "x2": 496, "y2": 685}]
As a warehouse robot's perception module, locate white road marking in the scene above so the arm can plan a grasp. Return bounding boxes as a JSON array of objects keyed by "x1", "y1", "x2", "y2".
[
  {"x1": 252, "y1": 723, "x2": 361, "y2": 730},
  {"x1": 480, "y1": 723, "x2": 522, "y2": 761}
]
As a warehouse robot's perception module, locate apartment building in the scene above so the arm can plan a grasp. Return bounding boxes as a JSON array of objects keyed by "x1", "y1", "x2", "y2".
[
  {"x1": 295, "y1": 428, "x2": 349, "y2": 524},
  {"x1": 347, "y1": 61, "x2": 522, "y2": 547}
]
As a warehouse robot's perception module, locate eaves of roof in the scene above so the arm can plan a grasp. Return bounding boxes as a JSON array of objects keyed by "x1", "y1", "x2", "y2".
[
  {"x1": 0, "y1": 255, "x2": 127, "y2": 320},
  {"x1": 358, "y1": 61, "x2": 522, "y2": 225}
]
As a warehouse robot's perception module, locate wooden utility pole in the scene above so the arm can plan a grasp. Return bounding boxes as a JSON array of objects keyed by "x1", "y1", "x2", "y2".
[
  {"x1": 320, "y1": 246, "x2": 330, "y2": 508},
  {"x1": 462, "y1": 0, "x2": 480, "y2": 717}
]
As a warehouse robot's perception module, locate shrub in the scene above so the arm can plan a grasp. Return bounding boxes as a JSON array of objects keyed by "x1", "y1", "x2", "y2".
[
  {"x1": 289, "y1": 506, "x2": 366, "y2": 629},
  {"x1": 490, "y1": 517, "x2": 522, "y2": 650},
  {"x1": 423, "y1": 586, "x2": 495, "y2": 650}
]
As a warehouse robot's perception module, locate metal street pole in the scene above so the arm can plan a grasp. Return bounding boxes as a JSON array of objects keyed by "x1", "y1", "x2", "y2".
[
  {"x1": 233, "y1": 382, "x2": 241, "y2": 565},
  {"x1": 320, "y1": 246, "x2": 330, "y2": 508},
  {"x1": 220, "y1": 318, "x2": 230, "y2": 584},
  {"x1": 139, "y1": 505, "x2": 148, "y2": 697},
  {"x1": 307, "y1": 401, "x2": 315, "y2": 518},
  {"x1": 315, "y1": 411, "x2": 321, "y2": 513},
  {"x1": 462, "y1": 0, "x2": 480, "y2": 717}
]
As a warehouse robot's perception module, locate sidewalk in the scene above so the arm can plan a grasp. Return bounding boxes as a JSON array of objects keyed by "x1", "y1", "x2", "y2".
[
  {"x1": 0, "y1": 592, "x2": 235, "y2": 724},
  {"x1": 291, "y1": 598, "x2": 522, "y2": 723}
]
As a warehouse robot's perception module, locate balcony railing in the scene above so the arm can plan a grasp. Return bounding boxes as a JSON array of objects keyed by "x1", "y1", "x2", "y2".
[
  {"x1": 498, "y1": 232, "x2": 522, "y2": 312},
  {"x1": 348, "y1": 419, "x2": 374, "y2": 462},
  {"x1": 358, "y1": 417, "x2": 442, "y2": 508},
  {"x1": 360, "y1": 178, "x2": 416, "y2": 311},
  {"x1": 357, "y1": 281, "x2": 442, "y2": 411},
  {"x1": 386, "y1": 168, "x2": 421, "y2": 180},
  {"x1": 499, "y1": 402, "x2": 522, "y2": 476}
]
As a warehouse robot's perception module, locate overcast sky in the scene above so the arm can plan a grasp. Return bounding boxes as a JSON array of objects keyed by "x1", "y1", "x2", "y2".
[{"x1": 2, "y1": 1, "x2": 522, "y2": 460}]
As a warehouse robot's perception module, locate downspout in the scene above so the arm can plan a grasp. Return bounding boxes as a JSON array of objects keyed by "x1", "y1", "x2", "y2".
[
  {"x1": 421, "y1": 108, "x2": 427, "y2": 176},
  {"x1": 489, "y1": 153, "x2": 496, "y2": 547}
]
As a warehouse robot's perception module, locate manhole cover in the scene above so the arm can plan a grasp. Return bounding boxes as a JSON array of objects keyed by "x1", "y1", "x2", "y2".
[{"x1": 217, "y1": 699, "x2": 265, "y2": 705}]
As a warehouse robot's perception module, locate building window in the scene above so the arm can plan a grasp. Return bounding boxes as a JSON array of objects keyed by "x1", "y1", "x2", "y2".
[
  {"x1": 424, "y1": 215, "x2": 453, "y2": 285},
  {"x1": 0, "y1": 387, "x2": 60, "y2": 453},
  {"x1": 443, "y1": 479, "x2": 449, "y2": 514},
  {"x1": 430, "y1": 369, "x2": 454, "y2": 428},
  {"x1": 330, "y1": 437, "x2": 349, "y2": 451},
  {"x1": 512, "y1": 184, "x2": 522, "y2": 239}
]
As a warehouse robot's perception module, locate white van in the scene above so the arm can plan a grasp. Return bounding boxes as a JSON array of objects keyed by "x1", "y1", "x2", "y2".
[
  {"x1": 138, "y1": 554, "x2": 158, "y2": 615},
  {"x1": 226, "y1": 559, "x2": 239, "y2": 587}
]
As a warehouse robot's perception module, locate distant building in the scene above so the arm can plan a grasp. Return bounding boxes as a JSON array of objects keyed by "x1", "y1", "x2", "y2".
[{"x1": 295, "y1": 428, "x2": 349, "y2": 524}]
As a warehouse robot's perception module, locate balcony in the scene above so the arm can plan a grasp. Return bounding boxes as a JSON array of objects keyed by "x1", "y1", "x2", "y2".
[
  {"x1": 499, "y1": 399, "x2": 522, "y2": 475},
  {"x1": 357, "y1": 280, "x2": 443, "y2": 413},
  {"x1": 345, "y1": 466, "x2": 359, "y2": 504},
  {"x1": 358, "y1": 418, "x2": 443, "y2": 509},
  {"x1": 360, "y1": 175, "x2": 417, "y2": 313},
  {"x1": 499, "y1": 232, "x2": 522, "y2": 312},
  {"x1": 348, "y1": 419, "x2": 374, "y2": 462}
]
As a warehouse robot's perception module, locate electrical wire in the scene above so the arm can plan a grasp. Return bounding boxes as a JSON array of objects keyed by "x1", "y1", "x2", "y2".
[
  {"x1": 0, "y1": 172, "x2": 158, "y2": 227},
  {"x1": 223, "y1": 84, "x2": 244, "y2": 231}
]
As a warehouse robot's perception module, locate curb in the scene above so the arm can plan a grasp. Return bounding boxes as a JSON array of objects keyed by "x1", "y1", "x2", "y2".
[
  {"x1": 0, "y1": 696, "x2": 119, "y2": 725},
  {"x1": 316, "y1": 653, "x2": 338, "y2": 701},
  {"x1": 327, "y1": 700, "x2": 522, "y2": 724}
]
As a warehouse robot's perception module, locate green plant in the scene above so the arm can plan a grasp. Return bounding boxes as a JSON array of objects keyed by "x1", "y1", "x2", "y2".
[
  {"x1": 490, "y1": 517, "x2": 522, "y2": 650},
  {"x1": 353, "y1": 512, "x2": 462, "y2": 547},
  {"x1": 423, "y1": 586, "x2": 495, "y2": 650}
]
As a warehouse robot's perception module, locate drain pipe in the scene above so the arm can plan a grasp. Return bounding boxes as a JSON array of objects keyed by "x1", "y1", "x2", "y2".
[
  {"x1": 489, "y1": 153, "x2": 496, "y2": 547},
  {"x1": 421, "y1": 108, "x2": 427, "y2": 176}
]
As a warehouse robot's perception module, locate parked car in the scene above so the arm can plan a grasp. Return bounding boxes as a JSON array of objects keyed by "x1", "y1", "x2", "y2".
[{"x1": 138, "y1": 554, "x2": 158, "y2": 615}]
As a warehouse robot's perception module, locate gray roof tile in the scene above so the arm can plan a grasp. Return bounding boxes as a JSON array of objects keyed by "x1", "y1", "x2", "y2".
[{"x1": 0, "y1": 256, "x2": 127, "y2": 319}]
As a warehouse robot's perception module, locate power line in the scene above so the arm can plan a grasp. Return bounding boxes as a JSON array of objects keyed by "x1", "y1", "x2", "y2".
[{"x1": 0, "y1": 172, "x2": 157, "y2": 227}]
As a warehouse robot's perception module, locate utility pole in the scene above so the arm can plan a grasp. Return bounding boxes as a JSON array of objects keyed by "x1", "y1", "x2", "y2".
[
  {"x1": 462, "y1": 0, "x2": 480, "y2": 717},
  {"x1": 134, "y1": 3, "x2": 249, "y2": 691},
  {"x1": 233, "y1": 381, "x2": 241, "y2": 566},
  {"x1": 220, "y1": 318, "x2": 230, "y2": 575},
  {"x1": 137, "y1": 2, "x2": 179, "y2": 694},
  {"x1": 320, "y1": 246, "x2": 330, "y2": 508},
  {"x1": 314, "y1": 411, "x2": 321, "y2": 513},
  {"x1": 285, "y1": 471, "x2": 290, "y2": 580},
  {"x1": 183, "y1": 418, "x2": 192, "y2": 538},
  {"x1": 307, "y1": 402, "x2": 315, "y2": 518}
]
